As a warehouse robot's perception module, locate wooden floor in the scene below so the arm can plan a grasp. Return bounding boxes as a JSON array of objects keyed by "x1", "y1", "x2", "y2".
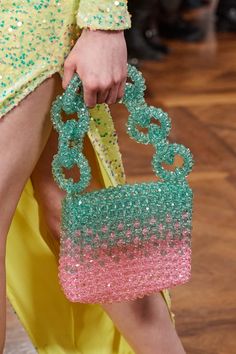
[
  {"x1": 5, "y1": 24, "x2": 236, "y2": 354},
  {"x1": 112, "y1": 31, "x2": 236, "y2": 354}
]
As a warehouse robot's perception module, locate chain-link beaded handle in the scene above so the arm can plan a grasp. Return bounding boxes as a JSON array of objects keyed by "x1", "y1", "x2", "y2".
[{"x1": 50, "y1": 64, "x2": 194, "y2": 194}]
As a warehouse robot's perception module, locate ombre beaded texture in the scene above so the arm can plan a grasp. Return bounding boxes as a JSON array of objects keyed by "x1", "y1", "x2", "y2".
[{"x1": 51, "y1": 64, "x2": 194, "y2": 304}]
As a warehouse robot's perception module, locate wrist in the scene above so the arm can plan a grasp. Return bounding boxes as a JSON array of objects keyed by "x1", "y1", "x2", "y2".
[{"x1": 81, "y1": 28, "x2": 124, "y2": 36}]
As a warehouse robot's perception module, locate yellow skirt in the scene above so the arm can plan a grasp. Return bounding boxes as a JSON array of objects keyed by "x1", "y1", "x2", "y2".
[{"x1": 6, "y1": 135, "x2": 174, "y2": 354}]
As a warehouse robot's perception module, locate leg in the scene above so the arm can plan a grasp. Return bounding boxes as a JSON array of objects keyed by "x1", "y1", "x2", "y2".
[
  {"x1": 31, "y1": 121, "x2": 186, "y2": 354},
  {"x1": 102, "y1": 294, "x2": 185, "y2": 354},
  {"x1": 30, "y1": 128, "x2": 104, "y2": 251},
  {"x1": 0, "y1": 72, "x2": 64, "y2": 353}
]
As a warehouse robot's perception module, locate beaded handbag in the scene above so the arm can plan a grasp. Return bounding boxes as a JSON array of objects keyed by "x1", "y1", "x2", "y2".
[{"x1": 50, "y1": 64, "x2": 194, "y2": 304}]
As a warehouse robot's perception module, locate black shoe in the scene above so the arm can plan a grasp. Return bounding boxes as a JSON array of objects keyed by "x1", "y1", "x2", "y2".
[
  {"x1": 216, "y1": 0, "x2": 236, "y2": 32},
  {"x1": 158, "y1": 17, "x2": 206, "y2": 42}
]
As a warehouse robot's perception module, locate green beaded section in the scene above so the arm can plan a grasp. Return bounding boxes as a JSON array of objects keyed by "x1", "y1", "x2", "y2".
[
  {"x1": 61, "y1": 181, "x2": 193, "y2": 249},
  {"x1": 50, "y1": 63, "x2": 194, "y2": 195}
]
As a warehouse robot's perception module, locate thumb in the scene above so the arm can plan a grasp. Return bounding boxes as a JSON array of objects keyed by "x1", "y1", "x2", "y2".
[{"x1": 62, "y1": 61, "x2": 76, "y2": 90}]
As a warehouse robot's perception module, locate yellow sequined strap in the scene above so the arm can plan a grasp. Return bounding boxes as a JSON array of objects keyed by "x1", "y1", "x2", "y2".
[{"x1": 76, "y1": 0, "x2": 132, "y2": 30}]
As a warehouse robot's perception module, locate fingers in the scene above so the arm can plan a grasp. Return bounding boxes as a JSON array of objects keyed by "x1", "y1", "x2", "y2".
[
  {"x1": 97, "y1": 89, "x2": 110, "y2": 105},
  {"x1": 83, "y1": 80, "x2": 121, "y2": 108},
  {"x1": 105, "y1": 78, "x2": 126, "y2": 105},
  {"x1": 83, "y1": 82, "x2": 98, "y2": 108},
  {"x1": 117, "y1": 78, "x2": 126, "y2": 102},
  {"x1": 63, "y1": 62, "x2": 127, "y2": 107},
  {"x1": 97, "y1": 76, "x2": 127, "y2": 106},
  {"x1": 79, "y1": 70, "x2": 127, "y2": 107},
  {"x1": 62, "y1": 59, "x2": 76, "y2": 90},
  {"x1": 105, "y1": 84, "x2": 120, "y2": 105}
]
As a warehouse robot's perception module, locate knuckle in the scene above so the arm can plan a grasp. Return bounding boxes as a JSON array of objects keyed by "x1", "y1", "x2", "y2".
[
  {"x1": 64, "y1": 60, "x2": 73, "y2": 69},
  {"x1": 112, "y1": 75, "x2": 122, "y2": 85},
  {"x1": 120, "y1": 68, "x2": 127, "y2": 80},
  {"x1": 98, "y1": 81, "x2": 110, "y2": 91},
  {"x1": 122, "y1": 73, "x2": 128, "y2": 82},
  {"x1": 84, "y1": 80, "x2": 98, "y2": 91},
  {"x1": 123, "y1": 67, "x2": 128, "y2": 77},
  {"x1": 101, "y1": 80, "x2": 112, "y2": 91}
]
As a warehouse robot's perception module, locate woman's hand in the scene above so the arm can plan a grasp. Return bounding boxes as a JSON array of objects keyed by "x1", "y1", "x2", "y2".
[{"x1": 62, "y1": 29, "x2": 128, "y2": 108}]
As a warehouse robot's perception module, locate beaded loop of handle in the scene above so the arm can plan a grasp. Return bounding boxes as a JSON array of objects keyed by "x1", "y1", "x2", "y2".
[
  {"x1": 50, "y1": 64, "x2": 194, "y2": 194},
  {"x1": 126, "y1": 105, "x2": 171, "y2": 145},
  {"x1": 122, "y1": 64, "x2": 146, "y2": 108},
  {"x1": 152, "y1": 143, "x2": 194, "y2": 183}
]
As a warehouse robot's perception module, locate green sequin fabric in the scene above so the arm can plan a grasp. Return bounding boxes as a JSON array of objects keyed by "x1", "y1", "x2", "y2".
[
  {"x1": 50, "y1": 64, "x2": 194, "y2": 303},
  {"x1": 76, "y1": 0, "x2": 131, "y2": 30}
]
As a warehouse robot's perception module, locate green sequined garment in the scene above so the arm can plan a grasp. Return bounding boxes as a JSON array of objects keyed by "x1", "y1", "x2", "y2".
[{"x1": 0, "y1": 0, "x2": 131, "y2": 118}]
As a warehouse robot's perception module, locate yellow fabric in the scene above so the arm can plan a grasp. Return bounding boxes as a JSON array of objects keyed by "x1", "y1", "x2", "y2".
[
  {"x1": 0, "y1": 0, "x2": 130, "y2": 118},
  {"x1": 0, "y1": 0, "x2": 80, "y2": 118},
  {"x1": 76, "y1": 0, "x2": 131, "y2": 30},
  {"x1": 6, "y1": 129, "x2": 174, "y2": 353}
]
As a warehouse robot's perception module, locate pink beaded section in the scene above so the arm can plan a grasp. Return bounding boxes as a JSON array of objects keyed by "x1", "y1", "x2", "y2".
[{"x1": 58, "y1": 230, "x2": 191, "y2": 303}]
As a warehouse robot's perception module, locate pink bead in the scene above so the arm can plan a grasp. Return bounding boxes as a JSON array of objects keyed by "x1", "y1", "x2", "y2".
[
  {"x1": 150, "y1": 235, "x2": 156, "y2": 242},
  {"x1": 117, "y1": 223, "x2": 124, "y2": 230},
  {"x1": 84, "y1": 245, "x2": 92, "y2": 252},
  {"x1": 110, "y1": 232, "x2": 115, "y2": 239},
  {"x1": 133, "y1": 220, "x2": 140, "y2": 228},
  {"x1": 94, "y1": 235, "x2": 100, "y2": 242},
  {"x1": 182, "y1": 229, "x2": 190, "y2": 237},
  {"x1": 117, "y1": 239, "x2": 124, "y2": 247},
  {"x1": 101, "y1": 243, "x2": 108, "y2": 250},
  {"x1": 142, "y1": 227, "x2": 148, "y2": 235},
  {"x1": 133, "y1": 236, "x2": 140, "y2": 245},
  {"x1": 149, "y1": 217, "x2": 156, "y2": 225},
  {"x1": 166, "y1": 231, "x2": 173, "y2": 239},
  {"x1": 166, "y1": 214, "x2": 172, "y2": 223},
  {"x1": 126, "y1": 230, "x2": 132, "y2": 237},
  {"x1": 59, "y1": 231, "x2": 192, "y2": 303},
  {"x1": 174, "y1": 222, "x2": 180, "y2": 230}
]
